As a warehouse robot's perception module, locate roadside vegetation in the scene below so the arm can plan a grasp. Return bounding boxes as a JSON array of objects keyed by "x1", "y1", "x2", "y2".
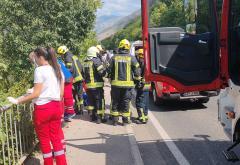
[{"x1": 0, "y1": 0, "x2": 101, "y2": 104}]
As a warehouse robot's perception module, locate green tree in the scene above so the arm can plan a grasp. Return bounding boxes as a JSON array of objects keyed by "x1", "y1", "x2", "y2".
[{"x1": 0, "y1": 0, "x2": 101, "y2": 93}]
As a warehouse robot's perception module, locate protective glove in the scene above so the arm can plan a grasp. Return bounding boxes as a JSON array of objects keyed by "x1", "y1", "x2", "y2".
[
  {"x1": 7, "y1": 97, "x2": 19, "y2": 105},
  {"x1": 27, "y1": 88, "x2": 33, "y2": 94},
  {"x1": 136, "y1": 81, "x2": 144, "y2": 89}
]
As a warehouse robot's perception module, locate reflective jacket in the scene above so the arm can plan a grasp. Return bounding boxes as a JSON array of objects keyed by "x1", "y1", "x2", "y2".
[
  {"x1": 83, "y1": 57, "x2": 107, "y2": 89},
  {"x1": 64, "y1": 51, "x2": 83, "y2": 83},
  {"x1": 109, "y1": 50, "x2": 141, "y2": 88}
]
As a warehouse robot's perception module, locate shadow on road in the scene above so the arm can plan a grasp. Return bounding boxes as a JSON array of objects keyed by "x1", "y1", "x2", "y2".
[
  {"x1": 65, "y1": 131, "x2": 240, "y2": 165},
  {"x1": 137, "y1": 134, "x2": 240, "y2": 165},
  {"x1": 66, "y1": 133, "x2": 134, "y2": 165},
  {"x1": 149, "y1": 99, "x2": 208, "y2": 112}
]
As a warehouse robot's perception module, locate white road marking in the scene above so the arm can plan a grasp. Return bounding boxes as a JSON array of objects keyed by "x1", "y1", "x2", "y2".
[
  {"x1": 126, "y1": 124, "x2": 144, "y2": 165},
  {"x1": 148, "y1": 111, "x2": 190, "y2": 165}
]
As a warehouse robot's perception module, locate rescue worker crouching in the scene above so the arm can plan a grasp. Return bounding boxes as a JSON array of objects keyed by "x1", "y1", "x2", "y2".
[
  {"x1": 57, "y1": 46, "x2": 84, "y2": 115},
  {"x1": 83, "y1": 46, "x2": 107, "y2": 124},
  {"x1": 135, "y1": 48, "x2": 150, "y2": 124},
  {"x1": 109, "y1": 39, "x2": 141, "y2": 126}
]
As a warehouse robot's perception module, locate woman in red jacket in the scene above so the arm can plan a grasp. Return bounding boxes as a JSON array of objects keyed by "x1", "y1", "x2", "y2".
[{"x1": 8, "y1": 47, "x2": 67, "y2": 165}]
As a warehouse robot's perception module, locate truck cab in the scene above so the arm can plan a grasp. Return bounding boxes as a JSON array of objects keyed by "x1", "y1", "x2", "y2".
[{"x1": 141, "y1": 0, "x2": 238, "y2": 142}]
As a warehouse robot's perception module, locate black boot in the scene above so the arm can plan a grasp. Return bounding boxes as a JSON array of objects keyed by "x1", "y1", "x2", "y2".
[
  {"x1": 122, "y1": 117, "x2": 131, "y2": 126},
  {"x1": 113, "y1": 116, "x2": 118, "y2": 126},
  {"x1": 96, "y1": 115, "x2": 101, "y2": 124},
  {"x1": 90, "y1": 111, "x2": 97, "y2": 121},
  {"x1": 79, "y1": 104, "x2": 84, "y2": 115}
]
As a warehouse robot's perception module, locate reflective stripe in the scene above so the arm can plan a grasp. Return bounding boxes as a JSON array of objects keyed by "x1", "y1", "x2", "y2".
[
  {"x1": 54, "y1": 150, "x2": 65, "y2": 157},
  {"x1": 134, "y1": 76, "x2": 142, "y2": 81},
  {"x1": 97, "y1": 99, "x2": 105, "y2": 116},
  {"x1": 114, "y1": 60, "x2": 118, "y2": 81},
  {"x1": 134, "y1": 63, "x2": 140, "y2": 68},
  {"x1": 86, "y1": 106, "x2": 94, "y2": 111},
  {"x1": 74, "y1": 76, "x2": 83, "y2": 83},
  {"x1": 139, "y1": 108, "x2": 146, "y2": 122},
  {"x1": 111, "y1": 111, "x2": 119, "y2": 116},
  {"x1": 80, "y1": 99, "x2": 84, "y2": 104},
  {"x1": 144, "y1": 83, "x2": 151, "y2": 90},
  {"x1": 122, "y1": 112, "x2": 130, "y2": 117},
  {"x1": 97, "y1": 65, "x2": 104, "y2": 71},
  {"x1": 43, "y1": 152, "x2": 53, "y2": 158},
  {"x1": 66, "y1": 63, "x2": 72, "y2": 67},
  {"x1": 126, "y1": 59, "x2": 131, "y2": 82},
  {"x1": 111, "y1": 80, "x2": 135, "y2": 87},
  {"x1": 72, "y1": 56, "x2": 83, "y2": 82},
  {"x1": 86, "y1": 82, "x2": 104, "y2": 88},
  {"x1": 97, "y1": 109, "x2": 104, "y2": 115}
]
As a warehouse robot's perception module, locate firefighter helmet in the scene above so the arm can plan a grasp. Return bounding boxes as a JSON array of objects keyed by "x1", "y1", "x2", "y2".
[
  {"x1": 87, "y1": 46, "x2": 98, "y2": 57},
  {"x1": 136, "y1": 49, "x2": 144, "y2": 58},
  {"x1": 118, "y1": 39, "x2": 130, "y2": 50},
  {"x1": 57, "y1": 46, "x2": 69, "y2": 55},
  {"x1": 96, "y1": 45, "x2": 103, "y2": 52}
]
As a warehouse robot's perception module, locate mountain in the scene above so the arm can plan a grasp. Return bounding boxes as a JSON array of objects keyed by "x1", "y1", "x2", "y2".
[
  {"x1": 95, "y1": 15, "x2": 122, "y2": 34},
  {"x1": 96, "y1": 0, "x2": 156, "y2": 41},
  {"x1": 97, "y1": 10, "x2": 141, "y2": 41}
]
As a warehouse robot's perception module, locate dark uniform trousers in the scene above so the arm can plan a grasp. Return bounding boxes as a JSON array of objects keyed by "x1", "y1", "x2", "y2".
[
  {"x1": 136, "y1": 88, "x2": 149, "y2": 122},
  {"x1": 111, "y1": 87, "x2": 132, "y2": 122},
  {"x1": 86, "y1": 88, "x2": 105, "y2": 119},
  {"x1": 73, "y1": 81, "x2": 84, "y2": 113}
]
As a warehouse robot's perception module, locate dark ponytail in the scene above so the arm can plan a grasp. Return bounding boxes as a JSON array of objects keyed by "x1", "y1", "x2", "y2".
[
  {"x1": 46, "y1": 47, "x2": 62, "y2": 82},
  {"x1": 34, "y1": 47, "x2": 62, "y2": 82}
]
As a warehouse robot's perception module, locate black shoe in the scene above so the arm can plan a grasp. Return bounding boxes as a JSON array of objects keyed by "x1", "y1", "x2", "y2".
[
  {"x1": 113, "y1": 117, "x2": 118, "y2": 126},
  {"x1": 135, "y1": 118, "x2": 147, "y2": 124},
  {"x1": 122, "y1": 117, "x2": 131, "y2": 125},
  {"x1": 91, "y1": 114, "x2": 97, "y2": 121},
  {"x1": 101, "y1": 118, "x2": 107, "y2": 123},
  {"x1": 97, "y1": 118, "x2": 101, "y2": 124}
]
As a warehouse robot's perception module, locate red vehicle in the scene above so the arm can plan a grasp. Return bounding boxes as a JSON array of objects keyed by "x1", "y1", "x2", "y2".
[
  {"x1": 141, "y1": 0, "x2": 227, "y2": 95},
  {"x1": 151, "y1": 81, "x2": 212, "y2": 105},
  {"x1": 141, "y1": 0, "x2": 239, "y2": 161}
]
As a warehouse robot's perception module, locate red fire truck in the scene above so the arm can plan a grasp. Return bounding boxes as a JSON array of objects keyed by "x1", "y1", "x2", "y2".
[{"x1": 141, "y1": 0, "x2": 239, "y2": 161}]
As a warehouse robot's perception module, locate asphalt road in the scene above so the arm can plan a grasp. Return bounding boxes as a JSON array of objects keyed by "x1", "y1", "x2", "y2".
[{"x1": 132, "y1": 96, "x2": 240, "y2": 165}]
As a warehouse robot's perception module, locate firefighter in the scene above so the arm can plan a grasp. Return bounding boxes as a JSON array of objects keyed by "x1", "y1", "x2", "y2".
[
  {"x1": 109, "y1": 39, "x2": 141, "y2": 126},
  {"x1": 57, "y1": 46, "x2": 84, "y2": 115},
  {"x1": 135, "y1": 48, "x2": 150, "y2": 124},
  {"x1": 82, "y1": 46, "x2": 107, "y2": 124}
]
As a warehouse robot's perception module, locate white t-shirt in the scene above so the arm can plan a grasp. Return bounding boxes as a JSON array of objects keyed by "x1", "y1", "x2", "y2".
[{"x1": 33, "y1": 65, "x2": 62, "y2": 105}]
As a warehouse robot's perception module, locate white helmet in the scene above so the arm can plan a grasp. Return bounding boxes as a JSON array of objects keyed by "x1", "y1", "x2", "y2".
[{"x1": 87, "y1": 46, "x2": 99, "y2": 57}]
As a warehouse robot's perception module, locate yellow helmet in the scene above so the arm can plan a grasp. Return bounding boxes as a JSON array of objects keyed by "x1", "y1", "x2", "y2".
[
  {"x1": 136, "y1": 49, "x2": 144, "y2": 58},
  {"x1": 87, "y1": 46, "x2": 98, "y2": 57},
  {"x1": 118, "y1": 39, "x2": 130, "y2": 50},
  {"x1": 96, "y1": 45, "x2": 103, "y2": 52},
  {"x1": 57, "y1": 46, "x2": 69, "y2": 55}
]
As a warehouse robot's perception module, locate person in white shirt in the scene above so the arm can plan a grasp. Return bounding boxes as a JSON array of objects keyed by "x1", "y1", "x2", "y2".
[{"x1": 8, "y1": 47, "x2": 67, "y2": 165}]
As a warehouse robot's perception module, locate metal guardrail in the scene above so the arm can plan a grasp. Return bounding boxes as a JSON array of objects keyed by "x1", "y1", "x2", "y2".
[{"x1": 0, "y1": 103, "x2": 36, "y2": 165}]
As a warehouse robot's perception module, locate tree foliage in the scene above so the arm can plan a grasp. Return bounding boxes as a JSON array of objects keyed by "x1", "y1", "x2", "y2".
[{"x1": 0, "y1": 0, "x2": 101, "y2": 99}]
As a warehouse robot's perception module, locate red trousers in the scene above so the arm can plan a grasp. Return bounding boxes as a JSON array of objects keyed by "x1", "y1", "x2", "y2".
[
  {"x1": 34, "y1": 101, "x2": 67, "y2": 165},
  {"x1": 64, "y1": 82, "x2": 75, "y2": 114}
]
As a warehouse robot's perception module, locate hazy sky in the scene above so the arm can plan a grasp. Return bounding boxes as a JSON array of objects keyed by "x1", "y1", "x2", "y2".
[{"x1": 97, "y1": 0, "x2": 141, "y2": 18}]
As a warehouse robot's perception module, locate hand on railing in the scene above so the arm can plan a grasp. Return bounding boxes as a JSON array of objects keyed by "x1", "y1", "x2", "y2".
[
  {"x1": 7, "y1": 97, "x2": 19, "y2": 105},
  {"x1": 0, "y1": 104, "x2": 12, "y2": 112}
]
